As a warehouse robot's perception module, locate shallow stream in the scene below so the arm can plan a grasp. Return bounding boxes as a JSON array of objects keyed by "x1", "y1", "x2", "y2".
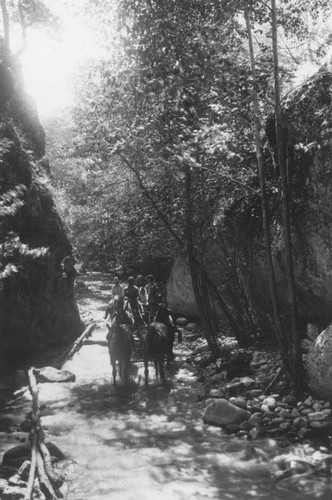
[{"x1": 1, "y1": 275, "x2": 331, "y2": 499}]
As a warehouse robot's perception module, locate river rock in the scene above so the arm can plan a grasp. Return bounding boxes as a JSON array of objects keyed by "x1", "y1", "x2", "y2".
[
  {"x1": 307, "y1": 411, "x2": 329, "y2": 421},
  {"x1": 209, "y1": 388, "x2": 225, "y2": 398},
  {"x1": 2, "y1": 485, "x2": 26, "y2": 499},
  {"x1": 291, "y1": 408, "x2": 301, "y2": 418},
  {"x1": 278, "y1": 408, "x2": 291, "y2": 419},
  {"x1": 248, "y1": 389, "x2": 263, "y2": 397},
  {"x1": 2, "y1": 442, "x2": 65, "y2": 469},
  {"x1": 35, "y1": 367, "x2": 76, "y2": 383},
  {"x1": 282, "y1": 395, "x2": 298, "y2": 405},
  {"x1": 239, "y1": 376, "x2": 255, "y2": 388},
  {"x1": 229, "y1": 397, "x2": 247, "y2": 409},
  {"x1": 0, "y1": 479, "x2": 8, "y2": 493},
  {"x1": 225, "y1": 424, "x2": 241, "y2": 433},
  {"x1": 248, "y1": 427, "x2": 262, "y2": 440},
  {"x1": 203, "y1": 398, "x2": 251, "y2": 427},
  {"x1": 306, "y1": 324, "x2": 332, "y2": 401},
  {"x1": 175, "y1": 317, "x2": 188, "y2": 326},
  {"x1": 8, "y1": 474, "x2": 26, "y2": 487},
  {"x1": 225, "y1": 381, "x2": 243, "y2": 392},
  {"x1": 262, "y1": 397, "x2": 277, "y2": 410},
  {"x1": 279, "y1": 422, "x2": 291, "y2": 431},
  {"x1": 293, "y1": 416, "x2": 309, "y2": 430}
]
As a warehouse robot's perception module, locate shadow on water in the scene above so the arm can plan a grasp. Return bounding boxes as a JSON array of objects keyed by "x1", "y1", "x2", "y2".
[
  {"x1": 4, "y1": 275, "x2": 330, "y2": 500},
  {"x1": 64, "y1": 356, "x2": 332, "y2": 500}
]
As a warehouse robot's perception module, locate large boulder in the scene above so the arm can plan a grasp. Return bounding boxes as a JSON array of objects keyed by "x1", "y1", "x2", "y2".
[
  {"x1": 168, "y1": 66, "x2": 332, "y2": 333},
  {"x1": 306, "y1": 324, "x2": 332, "y2": 401},
  {"x1": 203, "y1": 398, "x2": 251, "y2": 427},
  {"x1": 167, "y1": 257, "x2": 198, "y2": 317}
]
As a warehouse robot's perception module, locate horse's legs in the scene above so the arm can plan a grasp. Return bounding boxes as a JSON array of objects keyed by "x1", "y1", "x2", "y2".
[
  {"x1": 122, "y1": 358, "x2": 130, "y2": 383},
  {"x1": 167, "y1": 329, "x2": 175, "y2": 366},
  {"x1": 154, "y1": 359, "x2": 159, "y2": 379},
  {"x1": 159, "y1": 358, "x2": 166, "y2": 384},
  {"x1": 143, "y1": 358, "x2": 149, "y2": 385},
  {"x1": 111, "y1": 357, "x2": 117, "y2": 385},
  {"x1": 123, "y1": 363, "x2": 129, "y2": 383}
]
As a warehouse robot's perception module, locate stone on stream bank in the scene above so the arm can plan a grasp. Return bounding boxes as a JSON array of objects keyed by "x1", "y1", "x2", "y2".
[
  {"x1": 34, "y1": 367, "x2": 76, "y2": 384},
  {"x1": 203, "y1": 391, "x2": 332, "y2": 441},
  {"x1": 306, "y1": 324, "x2": 332, "y2": 402},
  {"x1": 183, "y1": 329, "x2": 332, "y2": 445},
  {"x1": 203, "y1": 398, "x2": 251, "y2": 427}
]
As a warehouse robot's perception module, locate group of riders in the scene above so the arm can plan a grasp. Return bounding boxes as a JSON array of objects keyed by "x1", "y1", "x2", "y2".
[{"x1": 106, "y1": 274, "x2": 178, "y2": 348}]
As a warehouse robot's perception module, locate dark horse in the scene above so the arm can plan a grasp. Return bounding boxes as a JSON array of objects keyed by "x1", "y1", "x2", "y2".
[
  {"x1": 155, "y1": 303, "x2": 182, "y2": 359},
  {"x1": 140, "y1": 322, "x2": 171, "y2": 385},
  {"x1": 106, "y1": 312, "x2": 134, "y2": 385}
]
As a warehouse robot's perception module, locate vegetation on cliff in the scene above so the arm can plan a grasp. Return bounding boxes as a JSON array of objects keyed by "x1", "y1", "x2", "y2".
[{"x1": 0, "y1": 12, "x2": 82, "y2": 373}]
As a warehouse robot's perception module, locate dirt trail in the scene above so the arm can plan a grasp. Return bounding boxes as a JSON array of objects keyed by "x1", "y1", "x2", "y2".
[{"x1": 1, "y1": 275, "x2": 331, "y2": 500}]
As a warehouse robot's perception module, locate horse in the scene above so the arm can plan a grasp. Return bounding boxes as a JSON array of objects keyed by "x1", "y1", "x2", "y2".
[
  {"x1": 105, "y1": 296, "x2": 137, "y2": 326},
  {"x1": 104, "y1": 296, "x2": 120, "y2": 320},
  {"x1": 106, "y1": 312, "x2": 134, "y2": 385},
  {"x1": 140, "y1": 321, "x2": 171, "y2": 385},
  {"x1": 155, "y1": 304, "x2": 182, "y2": 359}
]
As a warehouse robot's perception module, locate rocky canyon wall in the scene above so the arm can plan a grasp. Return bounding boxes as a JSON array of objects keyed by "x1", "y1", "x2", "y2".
[
  {"x1": 0, "y1": 51, "x2": 82, "y2": 374},
  {"x1": 167, "y1": 66, "x2": 332, "y2": 332}
]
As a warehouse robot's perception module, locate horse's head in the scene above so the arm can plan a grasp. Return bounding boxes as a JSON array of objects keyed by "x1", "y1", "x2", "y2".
[
  {"x1": 106, "y1": 311, "x2": 120, "y2": 335},
  {"x1": 119, "y1": 298, "x2": 135, "y2": 325}
]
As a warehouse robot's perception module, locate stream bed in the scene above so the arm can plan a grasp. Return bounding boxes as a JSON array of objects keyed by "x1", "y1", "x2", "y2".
[{"x1": 1, "y1": 275, "x2": 331, "y2": 500}]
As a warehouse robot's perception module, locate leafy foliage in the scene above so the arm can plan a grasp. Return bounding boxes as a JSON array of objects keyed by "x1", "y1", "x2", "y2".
[{"x1": 45, "y1": 0, "x2": 332, "y2": 344}]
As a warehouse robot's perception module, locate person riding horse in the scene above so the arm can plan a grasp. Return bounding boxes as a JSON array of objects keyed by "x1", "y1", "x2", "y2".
[
  {"x1": 104, "y1": 276, "x2": 124, "y2": 320},
  {"x1": 123, "y1": 276, "x2": 144, "y2": 328},
  {"x1": 111, "y1": 276, "x2": 124, "y2": 300},
  {"x1": 145, "y1": 274, "x2": 161, "y2": 323}
]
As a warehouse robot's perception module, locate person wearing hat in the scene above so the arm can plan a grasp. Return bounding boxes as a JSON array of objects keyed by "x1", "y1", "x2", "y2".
[
  {"x1": 145, "y1": 274, "x2": 161, "y2": 322},
  {"x1": 136, "y1": 274, "x2": 148, "y2": 307},
  {"x1": 111, "y1": 276, "x2": 124, "y2": 301},
  {"x1": 123, "y1": 276, "x2": 142, "y2": 327}
]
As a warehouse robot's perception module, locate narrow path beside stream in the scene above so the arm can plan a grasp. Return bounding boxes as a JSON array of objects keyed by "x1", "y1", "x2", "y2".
[{"x1": 1, "y1": 275, "x2": 331, "y2": 500}]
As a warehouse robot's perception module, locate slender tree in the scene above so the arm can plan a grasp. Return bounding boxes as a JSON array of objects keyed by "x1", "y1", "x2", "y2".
[
  {"x1": 0, "y1": 0, "x2": 10, "y2": 55},
  {"x1": 271, "y1": 0, "x2": 304, "y2": 391},
  {"x1": 244, "y1": 4, "x2": 297, "y2": 381}
]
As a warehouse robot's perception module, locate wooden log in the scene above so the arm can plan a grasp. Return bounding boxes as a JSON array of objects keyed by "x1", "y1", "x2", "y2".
[
  {"x1": 23, "y1": 429, "x2": 38, "y2": 500},
  {"x1": 39, "y1": 441, "x2": 63, "y2": 488},
  {"x1": 27, "y1": 368, "x2": 40, "y2": 420},
  {"x1": 26, "y1": 368, "x2": 64, "y2": 497},
  {"x1": 23, "y1": 369, "x2": 41, "y2": 500},
  {"x1": 36, "y1": 451, "x2": 60, "y2": 500},
  {"x1": 62, "y1": 322, "x2": 96, "y2": 362}
]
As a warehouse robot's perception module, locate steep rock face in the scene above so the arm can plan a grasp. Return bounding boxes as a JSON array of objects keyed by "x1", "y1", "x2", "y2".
[
  {"x1": 0, "y1": 55, "x2": 82, "y2": 374},
  {"x1": 167, "y1": 67, "x2": 332, "y2": 330},
  {"x1": 306, "y1": 324, "x2": 332, "y2": 401},
  {"x1": 167, "y1": 257, "x2": 198, "y2": 317},
  {"x1": 270, "y1": 67, "x2": 332, "y2": 326}
]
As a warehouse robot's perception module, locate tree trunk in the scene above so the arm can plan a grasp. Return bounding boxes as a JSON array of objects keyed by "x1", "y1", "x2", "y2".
[
  {"x1": 18, "y1": 1, "x2": 27, "y2": 50},
  {"x1": 185, "y1": 162, "x2": 220, "y2": 354},
  {"x1": 271, "y1": 0, "x2": 304, "y2": 392},
  {"x1": 0, "y1": 0, "x2": 10, "y2": 56},
  {"x1": 244, "y1": 5, "x2": 297, "y2": 378}
]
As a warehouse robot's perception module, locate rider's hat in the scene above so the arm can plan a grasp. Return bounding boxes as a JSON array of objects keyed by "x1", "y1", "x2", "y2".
[
  {"x1": 146, "y1": 274, "x2": 154, "y2": 280},
  {"x1": 127, "y1": 276, "x2": 135, "y2": 283}
]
